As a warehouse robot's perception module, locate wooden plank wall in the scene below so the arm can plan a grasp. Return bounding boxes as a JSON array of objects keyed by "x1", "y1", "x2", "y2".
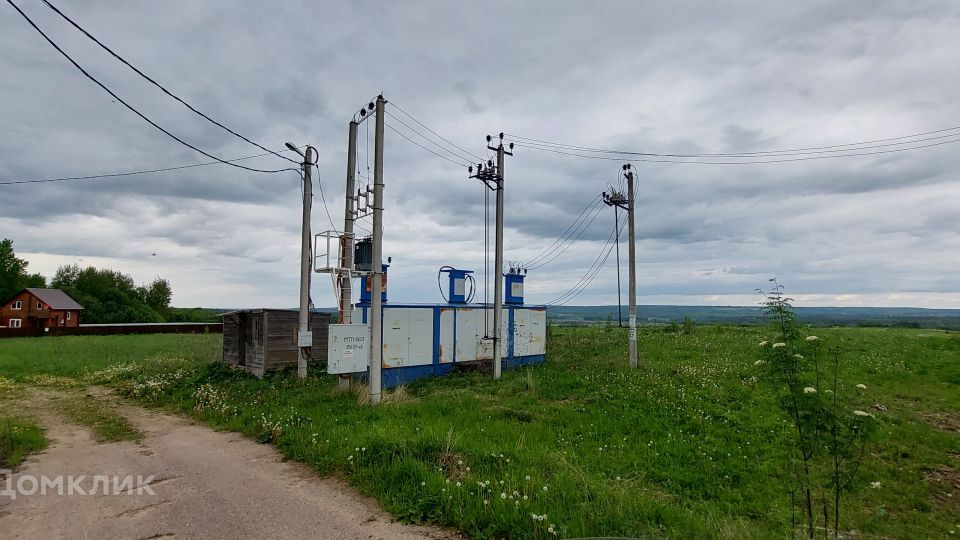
[{"x1": 262, "y1": 311, "x2": 331, "y2": 373}]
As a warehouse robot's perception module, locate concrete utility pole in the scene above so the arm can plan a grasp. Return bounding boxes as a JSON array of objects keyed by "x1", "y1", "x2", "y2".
[
  {"x1": 603, "y1": 188, "x2": 627, "y2": 328},
  {"x1": 624, "y1": 164, "x2": 638, "y2": 369},
  {"x1": 339, "y1": 120, "x2": 358, "y2": 390},
  {"x1": 295, "y1": 145, "x2": 315, "y2": 379},
  {"x1": 487, "y1": 133, "x2": 512, "y2": 380},
  {"x1": 369, "y1": 95, "x2": 386, "y2": 404}
]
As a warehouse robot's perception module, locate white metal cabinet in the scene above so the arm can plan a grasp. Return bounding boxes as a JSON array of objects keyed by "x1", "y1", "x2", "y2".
[{"x1": 439, "y1": 308, "x2": 456, "y2": 363}]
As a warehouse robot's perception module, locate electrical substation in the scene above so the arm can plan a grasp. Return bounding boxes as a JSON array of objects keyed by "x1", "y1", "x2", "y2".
[{"x1": 318, "y1": 96, "x2": 547, "y2": 392}]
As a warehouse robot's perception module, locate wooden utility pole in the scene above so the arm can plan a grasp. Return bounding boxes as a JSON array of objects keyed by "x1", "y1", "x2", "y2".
[
  {"x1": 297, "y1": 146, "x2": 314, "y2": 379},
  {"x1": 624, "y1": 164, "x2": 638, "y2": 369},
  {"x1": 369, "y1": 95, "x2": 385, "y2": 404},
  {"x1": 338, "y1": 120, "x2": 358, "y2": 390}
]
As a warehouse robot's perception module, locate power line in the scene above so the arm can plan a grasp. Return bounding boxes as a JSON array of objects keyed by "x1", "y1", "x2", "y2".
[
  {"x1": 313, "y1": 162, "x2": 339, "y2": 233},
  {"x1": 505, "y1": 124, "x2": 960, "y2": 158},
  {"x1": 0, "y1": 148, "x2": 298, "y2": 185},
  {"x1": 544, "y1": 219, "x2": 624, "y2": 306},
  {"x1": 5, "y1": 0, "x2": 296, "y2": 175},
  {"x1": 384, "y1": 121, "x2": 473, "y2": 168},
  {"x1": 40, "y1": 0, "x2": 297, "y2": 166},
  {"x1": 523, "y1": 195, "x2": 605, "y2": 268},
  {"x1": 511, "y1": 136, "x2": 960, "y2": 165},
  {"x1": 527, "y1": 201, "x2": 606, "y2": 270},
  {"x1": 388, "y1": 101, "x2": 485, "y2": 162},
  {"x1": 384, "y1": 110, "x2": 478, "y2": 165}
]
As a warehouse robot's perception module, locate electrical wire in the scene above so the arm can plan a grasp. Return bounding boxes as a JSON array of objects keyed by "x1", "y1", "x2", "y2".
[
  {"x1": 384, "y1": 110, "x2": 479, "y2": 165},
  {"x1": 511, "y1": 137, "x2": 960, "y2": 165},
  {"x1": 0, "y1": 147, "x2": 299, "y2": 185},
  {"x1": 387, "y1": 101, "x2": 484, "y2": 162},
  {"x1": 312, "y1": 160, "x2": 339, "y2": 234},
  {"x1": 385, "y1": 121, "x2": 473, "y2": 167},
  {"x1": 522, "y1": 194, "x2": 603, "y2": 267},
  {"x1": 40, "y1": 0, "x2": 297, "y2": 166},
  {"x1": 505, "y1": 125, "x2": 960, "y2": 158},
  {"x1": 527, "y1": 201, "x2": 606, "y2": 270},
  {"x1": 544, "y1": 219, "x2": 625, "y2": 306},
  {"x1": 5, "y1": 0, "x2": 297, "y2": 175}
]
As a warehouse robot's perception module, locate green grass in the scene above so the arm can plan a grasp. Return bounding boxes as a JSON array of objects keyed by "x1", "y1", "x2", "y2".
[
  {"x1": 54, "y1": 392, "x2": 143, "y2": 443},
  {"x1": 0, "y1": 333, "x2": 221, "y2": 380},
  {"x1": 0, "y1": 416, "x2": 46, "y2": 469},
  {"x1": 1, "y1": 327, "x2": 958, "y2": 538}
]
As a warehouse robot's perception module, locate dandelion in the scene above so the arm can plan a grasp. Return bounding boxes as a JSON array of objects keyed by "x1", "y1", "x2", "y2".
[
  {"x1": 853, "y1": 410, "x2": 874, "y2": 417},
  {"x1": 483, "y1": 500, "x2": 489, "y2": 505},
  {"x1": 466, "y1": 467, "x2": 471, "y2": 472},
  {"x1": 456, "y1": 482, "x2": 461, "y2": 487},
  {"x1": 772, "y1": 342, "x2": 786, "y2": 349},
  {"x1": 457, "y1": 460, "x2": 463, "y2": 466},
  {"x1": 805, "y1": 335, "x2": 819, "y2": 342},
  {"x1": 421, "y1": 481, "x2": 426, "y2": 486},
  {"x1": 870, "y1": 481, "x2": 881, "y2": 489},
  {"x1": 856, "y1": 383, "x2": 867, "y2": 390},
  {"x1": 347, "y1": 455, "x2": 353, "y2": 461},
  {"x1": 525, "y1": 475, "x2": 531, "y2": 481},
  {"x1": 803, "y1": 387, "x2": 817, "y2": 394},
  {"x1": 501, "y1": 492, "x2": 507, "y2": 499},
  {"x1": 543, "y1": 485, "x2": 549, "y2": 492}
]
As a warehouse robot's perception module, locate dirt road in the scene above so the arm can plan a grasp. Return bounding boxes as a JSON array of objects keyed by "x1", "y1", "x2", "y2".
[{"x1": 0, "y1": 393, "x2": 454, "y2": 539}]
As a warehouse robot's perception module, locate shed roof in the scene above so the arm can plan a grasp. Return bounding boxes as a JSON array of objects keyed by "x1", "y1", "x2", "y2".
[{"x1": 24, "y1": 288, "x2": 85, "y2": 310}]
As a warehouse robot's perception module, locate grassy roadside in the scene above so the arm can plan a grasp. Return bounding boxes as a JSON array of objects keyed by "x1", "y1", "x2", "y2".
[
  {"x1": 0, "y1": 377, "x2": 47, "y2": 469},
  {"x1": 1, "y1": 328, "x2": 958, "y2": 538},
  {"x1": 53, "y1": 392, "x2": 142, "y2": 443}
]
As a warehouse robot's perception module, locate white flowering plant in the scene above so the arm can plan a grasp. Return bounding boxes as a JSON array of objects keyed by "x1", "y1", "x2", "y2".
[{"x1": 756, "y1": 280, "x2": 876, "y2": 539}]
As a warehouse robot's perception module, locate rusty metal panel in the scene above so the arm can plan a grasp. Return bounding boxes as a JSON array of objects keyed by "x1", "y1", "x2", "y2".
[
  {"x1": 439, "y1": 308, "x2": 455, "y2": 363},
  {"x1": 406, "y1": 308, "x2": 434, "y2": 367},
  {"x1": 455, "y1": 308, "x2": 477, "y2": 362},
  {"x1": 528, "y1": 308, "x2": 547, "y2": 355},
  {"x1": 382, "y1": 308, "x2": 409, "y2": 368}
]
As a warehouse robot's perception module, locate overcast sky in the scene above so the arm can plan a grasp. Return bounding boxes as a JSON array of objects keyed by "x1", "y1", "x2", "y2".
[{"x1": 2, "y1": 0, "x2": 958, "y2": 309}]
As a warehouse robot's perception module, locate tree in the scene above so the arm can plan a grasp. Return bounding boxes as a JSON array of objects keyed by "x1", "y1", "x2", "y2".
[
  {"x1": 52, "y1": 264, "x2": 166, "y2": 324},
  {"x1": 0, "y1": 239, "x2": 47, "y2": 301}
]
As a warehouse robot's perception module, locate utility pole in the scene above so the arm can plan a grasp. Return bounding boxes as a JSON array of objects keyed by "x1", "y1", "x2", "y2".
[
  {"x1": 338, "y1": 120, "x2": 358, "y2": 390},
  {"x1": 369, "y1": 95, "x2": 385, "y2": 404},
  {"x1": 624, "y1": 164, "x2": 638, "y2": 369},
  {"x1": 603, "y1": 187, "x2": 627, "y2": 327},
  {"x1": 289, "y1": 144, "x2": 314, "y2": 380},
  {"x1": 489, "y1": 133, "x2": 512, "y2": 380},
  {"x1": 470, "y1": 135, "x2": 512, "y2": 380}
]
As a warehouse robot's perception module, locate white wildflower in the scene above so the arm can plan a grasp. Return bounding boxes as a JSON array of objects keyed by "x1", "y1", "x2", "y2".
[
  {"x1": 772, "y1": 342, "x2": 786, "y2": 349},
  {"x1": 870, "y1": 481, "x2": 881, "y2": 489},
  {"x1": 805, "y1": 336, "x2": 819, "y2": 342},
  {"x1": 803, "y1": 387, "x2": 817, "y2": 394},
  {"x1": 853, "y1": 410, "x2": 873, "y2": 417},
  {"x1": 856, "y1": 383, "x2": 867, "y2": 390},
  {"x1": 754, "y1": 360, "x2": 765, "y2": 366},
  {"x1": 759, "y1": 341, "x2": 770, "y2": 347}
]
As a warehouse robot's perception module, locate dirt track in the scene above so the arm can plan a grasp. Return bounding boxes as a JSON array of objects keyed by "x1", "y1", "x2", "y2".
[{"x1": 0, "y1": 392, "x2": 454, "y2": 539}]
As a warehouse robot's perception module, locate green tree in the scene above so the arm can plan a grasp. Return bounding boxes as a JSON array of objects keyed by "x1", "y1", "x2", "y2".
[
  {"x1": 0, "y1": 239, "x2": 47, "y2": 301},
  {"x1": 52, "y1": 264, "x2": 166, "y2": 324}
]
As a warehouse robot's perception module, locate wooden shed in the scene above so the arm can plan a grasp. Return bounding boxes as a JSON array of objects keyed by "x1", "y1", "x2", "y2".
[{"x1": 221, "y1": 309, "x2": 331, "y2": 377}]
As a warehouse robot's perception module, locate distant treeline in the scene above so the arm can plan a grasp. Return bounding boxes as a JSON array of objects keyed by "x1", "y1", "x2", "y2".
[{"x1": 548, "y1": 305, "x2": 960, "y2": 331}]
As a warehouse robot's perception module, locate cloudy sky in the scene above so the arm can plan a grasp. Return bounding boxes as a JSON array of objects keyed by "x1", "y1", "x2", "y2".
[{"x1": 2, "y1": 0, "x2": 958, "y2": 309}]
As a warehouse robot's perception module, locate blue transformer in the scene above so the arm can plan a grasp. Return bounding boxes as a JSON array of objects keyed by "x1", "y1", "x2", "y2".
[
  {"x1": 505, "y1": 271, "x2": 524, "y2": 305},
  {"x1": 359, "y1": 263, "x2": 389, "y2": 304},
  {"x1": 439, "y1": 268, "x2": 474, "y2": 304}
]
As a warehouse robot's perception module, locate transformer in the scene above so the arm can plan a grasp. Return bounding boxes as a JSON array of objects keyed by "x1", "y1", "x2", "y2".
[
  {"x1": 505, "y1": 270, "x2": 524, "y2": 305},
  {"x1": 359, "y1": 263, "x2": 389, "y2": 304},
  {"x1": 438, "y1": 267, "x2": 475, "y2": 304}
]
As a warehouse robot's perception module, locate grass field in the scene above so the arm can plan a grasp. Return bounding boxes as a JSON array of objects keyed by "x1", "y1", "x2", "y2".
[{"x1": 0, "y1": 326, "x2": 958, "y2": 538}]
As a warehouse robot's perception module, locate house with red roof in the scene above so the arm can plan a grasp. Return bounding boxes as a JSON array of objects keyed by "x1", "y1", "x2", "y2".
[{"x1": 0, "y1": 288, "x2": 84, "y2": 329}]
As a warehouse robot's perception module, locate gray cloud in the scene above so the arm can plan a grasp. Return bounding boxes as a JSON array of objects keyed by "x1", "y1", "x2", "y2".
[{"x1": 1, "y1": 0, "x2": 958, "y2": 308}]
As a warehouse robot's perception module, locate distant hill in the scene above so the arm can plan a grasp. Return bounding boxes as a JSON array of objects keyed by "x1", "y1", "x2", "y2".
[{"x1": 547, "y1": 305, "x2": 960, "y2": 330}]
